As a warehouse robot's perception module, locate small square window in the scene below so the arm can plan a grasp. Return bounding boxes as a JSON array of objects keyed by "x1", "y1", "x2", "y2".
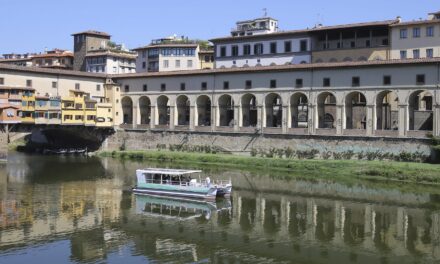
[
  {"x1": 427, "y1": 48, "x2": 434, "y2": 58},
  {"x1": 223, "y1": 81, "x2": 229, "y2": 90},
  {"x1": 143, "y1": 84, "x2": 147, "y2": 91},
  {"x1": 180, "y1": 83, "x2": 186, "y2": 91},
  {"x1": 75, "y1": 83, "x2": 80, "y2": 90},
  {"x1": 124, "y1": 85, "x2": 129, "y2": 92},
  {"x1": 295, "y1": 78, "x2": 303, "y2": 88},
  {"x1": 201, "y1": 82, "x2": 207, "y2": 90},
  {"x1": 323, "y1": 78, "x2": 331, "y2": 87},
  {"x1": 52, "y1": 81, "x2": 57, "y2": 88},
  {"x1": 96, "y1": 84, "x2": 101, "y2": 91},
  {"x1": 416, "y1": 74, "x2": 425, "y2": 85},
  {"x1": 245, "y1": 80, "x2": 252, "y2": 89},
  {"x1": 26, "y1": 80, "x2": 32, "y2": 87},
  {"x1": 270, "y1": 79, "x2": 277, "y2": 88},
  {"x1": 352, "y1": 77, "x2": 360, "y2": 87},
  {"x1": 161, "y1": 83, "x2": 166, "y2": 91},
  {"x1": 0, "y1": 77, "x2": 4, "y2": 85},
  {"x1": 383, "y1": 76, "x2": 391, "y2": 85}
]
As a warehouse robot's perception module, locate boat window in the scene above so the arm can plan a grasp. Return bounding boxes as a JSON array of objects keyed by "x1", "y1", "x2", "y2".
[{"x1": 144, "y1": 173, "x2": 153, "y2": 183}]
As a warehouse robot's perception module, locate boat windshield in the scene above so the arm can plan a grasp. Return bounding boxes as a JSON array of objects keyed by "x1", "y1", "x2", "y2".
[{"x1": 144, "y1": 173, "x2": 194, "y2": 185}]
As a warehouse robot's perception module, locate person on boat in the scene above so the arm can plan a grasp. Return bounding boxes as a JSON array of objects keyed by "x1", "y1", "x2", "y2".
[{"x1": 206, "y1": 177, "x2": 211, "y2": 187}]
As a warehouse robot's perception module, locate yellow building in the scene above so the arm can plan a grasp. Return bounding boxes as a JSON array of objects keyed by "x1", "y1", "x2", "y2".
[
  {"x1": 61, "y1": 90, "x2": 87, "y2": 125},
  {"x1": 96, "y1": 103, "x2": 113, "y2": 127},
  {"x1": 21, "y1": 87, "x2": 35, "y2": 123},
  {"x1": 84, "y1": 99, "x2": 97, "y2": 126}
]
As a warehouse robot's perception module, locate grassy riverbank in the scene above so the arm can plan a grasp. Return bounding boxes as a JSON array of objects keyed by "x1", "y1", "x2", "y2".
[{"x1": 99, "y1": 150, "x2": 440, "y2": 185}]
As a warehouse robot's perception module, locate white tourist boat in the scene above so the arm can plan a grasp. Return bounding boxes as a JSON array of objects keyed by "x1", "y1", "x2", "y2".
[{"x1": 132, "y1": 168, "x2": 232, "y2": 200}]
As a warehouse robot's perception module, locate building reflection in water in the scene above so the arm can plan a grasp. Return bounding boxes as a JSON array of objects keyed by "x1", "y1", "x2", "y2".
[{"x1": 0, "y1": 154, "x2": 439, "y2": 263}]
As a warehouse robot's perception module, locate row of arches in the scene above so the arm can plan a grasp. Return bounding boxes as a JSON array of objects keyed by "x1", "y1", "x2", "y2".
[{"x1": 121, "y1": 90, "x2": 434, "y2": 132}]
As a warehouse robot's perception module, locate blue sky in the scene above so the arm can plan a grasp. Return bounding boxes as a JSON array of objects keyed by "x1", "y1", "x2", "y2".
[{"x1": 0, "y1": 0, "x2": 438, "y2": 53}]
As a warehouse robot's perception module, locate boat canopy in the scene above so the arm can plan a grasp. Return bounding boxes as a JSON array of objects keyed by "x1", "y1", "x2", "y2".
[{"x1": 136, "y1": 168, "x2": 202, "y2": 176}]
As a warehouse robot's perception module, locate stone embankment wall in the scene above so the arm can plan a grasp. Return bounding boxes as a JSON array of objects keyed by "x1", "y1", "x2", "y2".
[{"x1": 102, "y1": 129, "x2": 432, "y2": 157}]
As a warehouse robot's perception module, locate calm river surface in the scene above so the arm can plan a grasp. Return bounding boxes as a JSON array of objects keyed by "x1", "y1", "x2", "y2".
[{"x1": 1, "y1": 152, "x2": 440, "y2": 263}]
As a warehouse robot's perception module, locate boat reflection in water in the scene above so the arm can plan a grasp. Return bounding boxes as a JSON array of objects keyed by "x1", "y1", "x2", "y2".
[{"x1": 135, "y1": 194, "x2": 232, "y2": 221}]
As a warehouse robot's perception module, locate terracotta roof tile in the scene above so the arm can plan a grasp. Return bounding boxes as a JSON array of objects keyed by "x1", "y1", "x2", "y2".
[{"x1": 0, "y1": 64, "x2": 107, "y2": 79}]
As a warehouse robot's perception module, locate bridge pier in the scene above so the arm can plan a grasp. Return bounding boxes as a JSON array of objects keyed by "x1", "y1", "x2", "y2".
[{"x1": 0, "y1": 125, "x2": 8, "y2": 160}]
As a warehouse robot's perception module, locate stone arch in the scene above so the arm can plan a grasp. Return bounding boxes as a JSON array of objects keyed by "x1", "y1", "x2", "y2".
[
  {"x1": 121, "y1": 96, "x2": 133, "y2": 124},
  {"x1": 408, "y1": 90, "x2": 433, "y2": 131},
  {"x1": 265, "y1": 93, "x2": 282, "y2": 128},
  {"x1": 376, "y1": 90, "x2": 399, "y2": 130},
  {"x1": 157, "y1": 95, "x2": 170, "y2": 125},
  {"x1": 358, "y1": 56, "x2": 368, "y2": 61},
  {"x1": 343, "y1": 57, "x2": 353, "y2": 62},
  {"x1": 329, "y1": 58, "x2": 338, "y2": 63},
  {"x1": 139, "y1": 96, "x2": 151, "y2": 125},
  {"x1": 243, "y1": 64, "x2": 250, "y2": 68},
  {"x1": 241, "y1": 93, "x2": 258, "y2": 127},
  {"x1": 270, "y1": 62, "x2": 277, "y2": 66},
  {"x1": 290, "y1": 92, "x2": 308, "y2": 128},
  {"x1": 300, "y1": 61, "x2": 307, "y2": 64},
  {"x1": 218, "y1": 94, "x2": 234, "y2": 126},
  {"x1": 196, "y1": 95, "x2": 211, "y2": 126},
  {"x1": 345, "y1": 91, "x2": 367, "y2": 129},
  {"x1": 176, "y1": 95, "x2": 190, "y2": 126},
  {"x1": 317, "y1": 92, "x2": 337, "y2": 128},
  {"x1": 315, "y1": 59, "x2": 323, "y2": 63}
]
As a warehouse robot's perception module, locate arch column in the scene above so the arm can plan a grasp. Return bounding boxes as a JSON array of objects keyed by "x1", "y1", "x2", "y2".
[
  {"x1": 133, "y1": 98, "x2": 140, "y2": 128},
  {"x1": 398, "y1": 104, "x2": 408, "y2": 137},
  {"x1": 150, "y1": 105, "x2": 156, "y2": 129},
  {"x1": 434, "y1": 104, "x2": 440, "y2": 137},
  {"x1": 336, "y1": 104, "x2": 344, "y2": 135},
  {"x1": 257, "y1": 105, "x2": 263, "y2": 131},
  {"x1": 366, "y1": 104, "x2": 375, "y2": 136},
  {"x1": 309, "y1": 103, "x2": 317, "y2": 134},
  {"x1": 282, "y1": 105, "x2": 288, "y2": 134},
  {"x1": 169, "y1": 105, "x2": 175, "y2": 130},
  {"x1": 233, "y1": 105, "x2": 239, "y2": 132},
  {"x1": 189, "y1": 105, "x2": 195, "y2": 131},
  {"x1": 212, "y1": 104, "x2": 217, "y2": 130}
]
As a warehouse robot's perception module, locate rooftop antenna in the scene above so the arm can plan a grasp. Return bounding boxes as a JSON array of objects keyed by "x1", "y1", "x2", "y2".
[{"x1": 263, "y1": 8, "x2": 267, "y2": 17}]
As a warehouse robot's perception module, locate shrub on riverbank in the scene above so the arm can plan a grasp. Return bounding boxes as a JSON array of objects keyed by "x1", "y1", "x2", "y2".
[{"x1": 100, "y1": 150, "x2": 440, "y2": 185}]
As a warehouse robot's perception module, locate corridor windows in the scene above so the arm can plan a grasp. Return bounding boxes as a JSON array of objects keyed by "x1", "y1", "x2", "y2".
[
  {"x1": 231, "y1": 45, "x2": 239, "y2": 56},
  {"x1": 96, "y1": 84, "x2": 101, "y2": 91},
  {"x1": 143, "y1": 84, "x2": 147, "y2": 91},
  {"x1": 352, "y1": 77, "x2": 360, "y2": 87},
  {"x1": 245, "y1": 80, "x2": 252, "y2": 89},
  {"x1": 243, "y1": 44, "x2": 251, "y2": 55},
  {"x1": 416, "y1": 74, "x2": 425, "y2": 85},
  {"x1": 300, "y1": 40, "x2": 308, "y2": 52},
  {"x1": 0, "y1": 77, "x2": 3, "y2": 85},
  {"x1": 400, "y1": 29, "x2": 408, "y2": 39},
  {"x1": 52, "y1": 81, "x2": 57, "y2": 88},
  {"x1": 284, "y1": 41, "x2": 292, "y2": 53},
  {"x1": 223, "y1": 81, "x2": 229, "y2": 90},
  {"x1": 400, "y1": 50, "x2": 407, "y2": 59},
  {"x1": 180, "y1": 83, "x2": 186, "y2": 91},
  {"x1": 26, "y1": 80, "x2": 32, "y2": 87},
  {"x1": 201, "y1": 82, "x2": 207, "y2": 90},
  {"x1": 270, "y1": 42, "x2": 277, "y2": 54},
  {"x1": 124, "y1": 85, "x2": 129, "y2": 92},
  {"x1": 323, "y1": 78, "x2": 331, "y2": 87},
  {"x1": 161, "y1": 83, "x2": 166, "y2": 91},
  {"x1": 270, "y1": 79, "x2": 277, "y2": 88},
  {"x1": 75, "y1": 83, "x2": 80, "y2": 90},
  {"x1": 220, "y1": 46, "x2": 226, "y2": 57},
  {"x1": 254, "y1": 43, "x2": 263, "y2": 55},
  {"x1": 413, "y1": 49, "x2": 420, "y2": 59},
  {"x1": 295, "y1": 78, "x2": 303, "y2": 88},
  {"x1": 413, "y1": 27, "x2": 421, "y2": 38},
  {"x1": 427, "y1": 48, "x2": 434, "y2": 58},
  {"x1": 383, "y1": 75, "x2": 391, "y2": 86},
  {"x1": 426, "y1": 26, "x2": 434, "y2": 37}
]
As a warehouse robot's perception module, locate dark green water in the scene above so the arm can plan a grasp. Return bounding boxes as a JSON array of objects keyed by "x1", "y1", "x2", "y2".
[{"x1": 1, "y1": 152, "x2": 440, "y2": 263}]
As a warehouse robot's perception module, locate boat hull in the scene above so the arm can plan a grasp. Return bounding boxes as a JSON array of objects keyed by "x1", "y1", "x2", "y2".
[{"x1": 132, "y1": 187, "x2": 217, "y2": 201}]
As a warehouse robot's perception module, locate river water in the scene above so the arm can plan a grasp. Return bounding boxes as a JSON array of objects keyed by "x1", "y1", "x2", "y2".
[{"x1": 0, "y1": 152, "x2": 440, "y2": 263}]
